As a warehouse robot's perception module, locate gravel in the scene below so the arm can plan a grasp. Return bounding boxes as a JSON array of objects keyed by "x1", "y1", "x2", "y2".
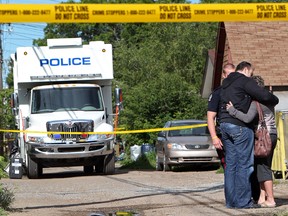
[{"x1": 2, "y1": 165, "x2": 288, "y2": 216}]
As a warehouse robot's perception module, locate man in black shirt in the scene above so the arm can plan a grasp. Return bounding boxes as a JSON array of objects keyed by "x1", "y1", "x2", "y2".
[
  {"x1": 219, "y1": 61, "x2": 279, "y2": 209},
  {"x1": 207, "y1": 63, "x2": 235, "y2": 169}
]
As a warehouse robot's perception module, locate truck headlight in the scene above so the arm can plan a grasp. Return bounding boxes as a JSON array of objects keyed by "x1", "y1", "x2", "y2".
[
  {"x1": 27, "y1": 136, "x2": 53, "y2": 144},
  {"x1": 28, "y1": 136, "x2": 45, "y2": 144},
  {"x1": 87, "y1": 133, "x2": 114, "y2": 141}
]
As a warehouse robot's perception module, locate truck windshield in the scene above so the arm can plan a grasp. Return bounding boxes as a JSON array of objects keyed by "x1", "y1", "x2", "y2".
[{"x1": 31, "y1": 87, "x2": 104, "y2": 114}]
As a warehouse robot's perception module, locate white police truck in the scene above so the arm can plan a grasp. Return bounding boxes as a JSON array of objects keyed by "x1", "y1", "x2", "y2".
[{"x1": 10, "y1": 38, "x2": 121, "y2": 179}]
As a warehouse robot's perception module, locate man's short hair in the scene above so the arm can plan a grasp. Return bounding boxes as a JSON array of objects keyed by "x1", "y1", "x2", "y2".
[
  {"x1": 222, "y1": 63, "x2": 235, "y2": 76},
  {"x1": 235, "y1": 61, "x2": 252, "y2": 72},
  {"x1": 223, "y1": 63, "x2": 235, "y2": 72}
]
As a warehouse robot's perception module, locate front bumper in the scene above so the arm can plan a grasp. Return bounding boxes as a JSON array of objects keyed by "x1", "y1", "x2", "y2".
[
  {"x1": 26, "y1": 139, "x2": 114, "y2": 159},
  {"x1": 168, "y1": 156, "x2": 220, "y2": 165},
  {"x1": 167, "y1": 149, "x2": 220, "y2": 164}
]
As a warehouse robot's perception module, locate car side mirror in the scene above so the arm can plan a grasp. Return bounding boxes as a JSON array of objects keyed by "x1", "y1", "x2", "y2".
[{"x1": 157, "y1": 131, "x2": 165, "y2": 137}]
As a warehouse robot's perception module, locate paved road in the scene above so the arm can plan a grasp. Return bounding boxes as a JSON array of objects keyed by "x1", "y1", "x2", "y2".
[{"x1": 2, "y1": 165, "x2": 288, "y2": 216}]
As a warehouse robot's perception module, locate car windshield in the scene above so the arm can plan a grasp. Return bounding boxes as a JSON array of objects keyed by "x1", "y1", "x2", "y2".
[
  {"x1": 31, "y1": 86, "x2": 104, "y2": 114},
  {"x1": 168, "y1": 122, "x2": 209, "y2": 137}
]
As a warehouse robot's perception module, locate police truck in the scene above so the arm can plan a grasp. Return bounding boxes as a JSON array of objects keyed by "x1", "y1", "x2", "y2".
[{"x1": 10, "y1": 38, "x2": 121, "y2": 179}]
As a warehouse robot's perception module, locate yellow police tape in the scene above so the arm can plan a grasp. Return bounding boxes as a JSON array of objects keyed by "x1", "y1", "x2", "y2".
[
  {"x1": 0, "y1": 124, "x2": 207, "y2": 135},
  {"x1": 0, "y1": 3, "x2": 287, "y2": 23}
]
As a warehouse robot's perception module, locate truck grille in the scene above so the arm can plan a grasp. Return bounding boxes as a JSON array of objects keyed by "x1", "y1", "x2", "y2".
[
  {"x1": 46, "y1": 119, "x2": 94, "y2": 141},
  {"x1": 62, "y1": 124, "x2": 79, "y2": 140}
]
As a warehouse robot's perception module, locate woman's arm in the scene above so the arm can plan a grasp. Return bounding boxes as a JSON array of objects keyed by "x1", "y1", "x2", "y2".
[{"x1": 227, "y1": 101, "x2": 257, "y2": 123}]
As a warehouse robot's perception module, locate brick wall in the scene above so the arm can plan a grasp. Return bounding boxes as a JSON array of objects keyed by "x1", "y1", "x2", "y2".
[{"x1": 224, "y1": 22, "x2": 288, "y2": 87}]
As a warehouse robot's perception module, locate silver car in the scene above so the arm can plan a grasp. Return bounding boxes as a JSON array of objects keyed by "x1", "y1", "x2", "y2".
[{"x1": 156, "y1": 119, "x2": 220, "y2": 171}]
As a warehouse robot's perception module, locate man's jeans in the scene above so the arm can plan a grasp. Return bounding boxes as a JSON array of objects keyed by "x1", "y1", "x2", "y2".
[{"x1": 220, "y1": 123, "x2": 254, "y2": 208}]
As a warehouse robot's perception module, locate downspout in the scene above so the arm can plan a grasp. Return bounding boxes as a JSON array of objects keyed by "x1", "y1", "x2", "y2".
[{"x1": 213, "y1": 22, "x2": 226, "y2": 90}]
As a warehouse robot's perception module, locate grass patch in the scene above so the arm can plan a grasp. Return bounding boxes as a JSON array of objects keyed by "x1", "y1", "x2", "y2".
[
  {"x1": 0, "y1": 156, "x2": 15, "y2": 213},
  {"x1": 273, "y1": 179, "x2": 281, "y2": 185},
  {"x1": 0, "y1": 185, "x2": 14, "y2": 211},
  {"x1": 0, "y1": 156, "x2": 8, "y2": 179},
  {"x1": 0, "y1": 208, "x2": 8, "y2": 216},
  {"x1": 216, "y1": 166, "x2": 224, "y2": 174}
]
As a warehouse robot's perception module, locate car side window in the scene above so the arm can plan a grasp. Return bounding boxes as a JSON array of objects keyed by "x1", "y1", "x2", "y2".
[
  {"x1": 191, "y1": 127, "x2": 209, "y2": 135},
  {"x1": 180, "y1": 129, "x2": 191, "y2": 136},
  {"x1": 167, "y1": 122, "x2": 209, "y2": 136},
  {"x1": 169, "y1": 130, "x2": 180, "y2": 136}
]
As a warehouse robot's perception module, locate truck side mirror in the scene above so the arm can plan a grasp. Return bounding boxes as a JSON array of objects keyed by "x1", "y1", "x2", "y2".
[
  {"x1": 24, "y1": 117, "x2": 30, "y2": 129},
  {"x1": 115, "y1": 87, "x2": 123, "y2": 111},
  {"x1": 10, "y1": 93, "x2": 19, "y2": 116}
]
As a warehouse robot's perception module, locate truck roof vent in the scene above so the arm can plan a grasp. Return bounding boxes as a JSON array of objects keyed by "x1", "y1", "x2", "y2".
[{"x1": 47, "y1": 38, "x2": 82, "y2": 47}]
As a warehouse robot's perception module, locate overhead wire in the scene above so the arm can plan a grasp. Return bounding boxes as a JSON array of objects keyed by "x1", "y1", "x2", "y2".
[
  {"x1": 2, "y1": 0, "x2": 74, "y2": 59},
  {"x1": 1, "y1": 0, "x2": 64, "y2": 86}
]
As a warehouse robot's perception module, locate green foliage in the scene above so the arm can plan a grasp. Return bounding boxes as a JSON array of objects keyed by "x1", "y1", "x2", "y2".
[
  {"x1": 118, "y1": 72, "x2": 208, "y2": 145},
  {"x1": 201, "y1": 0, "x2": 288, "y2": 3},
  {"x1": 0, "y1": 89, "x2": 15, "y2": 131},
  {"x1": 5, "y1": 59, "x2": 14, "y2": 89},
  {"x1": 0, "y1": 157, "x2": 8, "y2": 179},
  {"x1": 0, "y1": 89, "x2": 16, "y2": 160},
  {"x1": 0, "y1": 208, "x2": 8, "y2": 216},
  {"x1": 120, "y1": 151, "x2": 156, "y2": 170},
  {"x1": 115, "y1": 22, "x2": 215, "y2": 145},
  {"x1": 0, "y1": 157, "x2": 12, "y2": 212},
  {"x1": 0, "y1": 184, "x2": 14, "y2": 211},
  {"x1": 116, "y1": 23, "x2": 217, "y2": 89}
]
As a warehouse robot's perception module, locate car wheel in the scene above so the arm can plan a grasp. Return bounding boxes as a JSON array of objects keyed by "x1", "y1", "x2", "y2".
[
  {"x1": 163, "y1": 154, "x2": 171, "y2": 172},
  {"x1": 156, "y1": 154, "x2": 163, "y2": 171}
]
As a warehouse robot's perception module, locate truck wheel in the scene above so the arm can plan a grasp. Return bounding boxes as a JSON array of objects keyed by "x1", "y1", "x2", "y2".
[
  {"x1": 27, "y1": 155, "x2": 42, "y2": 179},
  {"x1": 95, "y1": 158, "x2": 104, "y2": 173},
  {"x1": 83, "y1": 166, "x2": 94, "y2": 174},
  {"x1": 103, "y1": 152, "x2": 115, "y2": 175}
]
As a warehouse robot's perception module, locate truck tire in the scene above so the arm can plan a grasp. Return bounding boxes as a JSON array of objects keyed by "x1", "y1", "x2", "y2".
[
  {"x1": 83, "y1": 166, "x2": 94, "y2": 174},
  {"x1": 27, "y1": 155, "x2": 42, "y2": 179},
  {"x1": 95, "y1": 157, "x2": 104, "y2": 173},
  {"x1": 103, "y1": 152, "x2": 115, "y2": 175}
]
